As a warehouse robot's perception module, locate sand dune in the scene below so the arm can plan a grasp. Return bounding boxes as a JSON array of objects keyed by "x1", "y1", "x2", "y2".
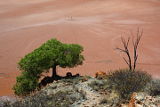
[{"x1": 0, "y1": 0, "x2": 160, "y2": 96}]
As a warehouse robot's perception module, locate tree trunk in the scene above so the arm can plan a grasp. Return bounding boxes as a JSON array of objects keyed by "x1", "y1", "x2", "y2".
[{"x1": 52, "y1": 65, "x2": 57, "y2": 78}]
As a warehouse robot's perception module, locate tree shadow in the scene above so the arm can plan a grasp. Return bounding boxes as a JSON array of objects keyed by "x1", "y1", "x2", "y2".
[{"x1": 38, "y1": 72, "x2": 80, "y2": 88}]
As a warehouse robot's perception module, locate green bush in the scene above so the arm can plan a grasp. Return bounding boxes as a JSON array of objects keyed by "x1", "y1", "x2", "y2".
[
  {"x1": 13, "y1": 72, "x2": 38, "y2": 96},
  {"x1": 107, "y1": 69, "x2": 151, "y2": 99}
]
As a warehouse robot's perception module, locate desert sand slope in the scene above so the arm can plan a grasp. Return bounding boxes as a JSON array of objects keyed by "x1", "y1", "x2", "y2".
[{"x1": 0, "y1": 0, "x2": 160, "y2": 96}]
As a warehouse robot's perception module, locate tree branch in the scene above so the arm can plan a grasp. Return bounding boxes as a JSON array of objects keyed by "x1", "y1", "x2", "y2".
[{"x1": 133, "y1": 28, "x2": 143, "y2": 71}]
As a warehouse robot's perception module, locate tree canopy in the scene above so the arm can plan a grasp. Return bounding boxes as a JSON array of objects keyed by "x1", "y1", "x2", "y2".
[{"x1": 18, "y1": 39, "x2": 84, "y2": 76}]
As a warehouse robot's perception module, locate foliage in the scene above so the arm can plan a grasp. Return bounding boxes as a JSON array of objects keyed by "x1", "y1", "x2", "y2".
[
  {"x1": 18, "y1": 39, "x2": 84, "y2": 75},
  {"x1": 147, "y1": 79, "x2": 160, "y2": 96},
  {"x1": 18, "y1": 39, "x2": 62, "y2": 73},
  {"x1": 57, "y1": 44, "x2": 84, "y2": 68},
  {"x1": 14, "y1": 39, "x2": 84, "y2": 96},
  {"x1": 107, "y1": 69, "x2": 151, "y2": 99},
  {"x1": 13, "y1": 72, "x2": 38, "y2": 96}
]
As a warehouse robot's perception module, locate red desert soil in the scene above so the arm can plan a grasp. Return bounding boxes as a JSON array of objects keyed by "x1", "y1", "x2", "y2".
[{"x1": 0, "y1": 0, "x2": 160, "y2": 96}]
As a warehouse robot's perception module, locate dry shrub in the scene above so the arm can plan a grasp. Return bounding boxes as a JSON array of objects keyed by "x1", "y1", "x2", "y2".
[
  {"x1": 107, "y1": 69, "x2": 151, "y2": 99},
  {"x1": 148, "y1": 79, "x2": 160, "y2": 96}
]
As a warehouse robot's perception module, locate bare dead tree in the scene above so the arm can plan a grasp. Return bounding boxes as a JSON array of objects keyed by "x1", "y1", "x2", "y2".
[
  {"x1": 116, "y1": 29, "x2": 143, "y2": 71},
  {"x1": 132, "y1": 29, "x2": 143, "y2": 71},
  {"x1": 116, "y1": 36, "x2": 132, "y2": 70}
]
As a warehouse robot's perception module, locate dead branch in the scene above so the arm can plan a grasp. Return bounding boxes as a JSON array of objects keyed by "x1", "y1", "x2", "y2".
[
  {"x1": 116, "y1": 28, "x2": 143, "y2": 71},
  {"x1": 132, "y1": 29, "x2": 143, "y2": 71},
  {"x1": 116, "y1": 36, "x2": 132, "y2": 70}
]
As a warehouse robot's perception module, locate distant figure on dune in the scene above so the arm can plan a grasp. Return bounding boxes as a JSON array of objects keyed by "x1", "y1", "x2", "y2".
[{"x1": 66, "y1": 16, "x2": 73, "y2": 21}]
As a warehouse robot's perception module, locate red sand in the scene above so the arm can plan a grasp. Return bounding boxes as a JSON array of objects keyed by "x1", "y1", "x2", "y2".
[{"x1": 0, "y1": 0, "x2": 160, "y2": 96}]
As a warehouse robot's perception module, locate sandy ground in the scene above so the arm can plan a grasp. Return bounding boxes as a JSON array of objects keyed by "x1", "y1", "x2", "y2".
[{"x1": 0, "y1": 0, "x2": 160, "y2": 96}]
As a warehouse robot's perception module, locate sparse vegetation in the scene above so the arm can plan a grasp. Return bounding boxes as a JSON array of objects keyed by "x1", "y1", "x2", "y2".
[
  {"x1": 5, "y1": 79, "x2": 87, "y2": 107},
  {"x1": 99, "y1": 94, "x2": 121, "y2": 107},
  {"x1": 2, "y1": 75, "x2": 160, "y2": 107},
  {"x1": 89, "y1": 69, "x2": 153, "y2": 100},
  {"x1": 9, "y1": 90, "x2": 84, "y2": 107},
  {"x1": 107, "y1": 69, "x2": 151, "y2": 99},
  {"x1": 147, "y1": 79, "x2": 160, "y2": 96},
  {"x1": 88, "y1": 80, "x2": 109, "y2": 91}
]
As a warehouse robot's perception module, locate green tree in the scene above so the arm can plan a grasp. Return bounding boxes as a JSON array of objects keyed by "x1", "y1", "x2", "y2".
[{"x1": 14, "y1": 39, "x2": 84, "y2": 95}]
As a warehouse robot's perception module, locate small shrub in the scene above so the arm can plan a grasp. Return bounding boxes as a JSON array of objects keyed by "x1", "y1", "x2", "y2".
[
  {"x1": 88, "y1": 80, "x2": 104, "y2": 91},
  {"x1": 107, "y1": 69, "x2": 151, "y2": 99},
  {"x1": 148, "y1": 79, "x2": 160, "y2": 96},
  {"x1": 99, "y1": 92, "x2": 121, "y2": 106},
  {"x1": 13, "y1": 72, "x2": 38, "y2": 96},
  {"x1": 88, "y1": 79, "x2": 110, "y2": 92}
]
